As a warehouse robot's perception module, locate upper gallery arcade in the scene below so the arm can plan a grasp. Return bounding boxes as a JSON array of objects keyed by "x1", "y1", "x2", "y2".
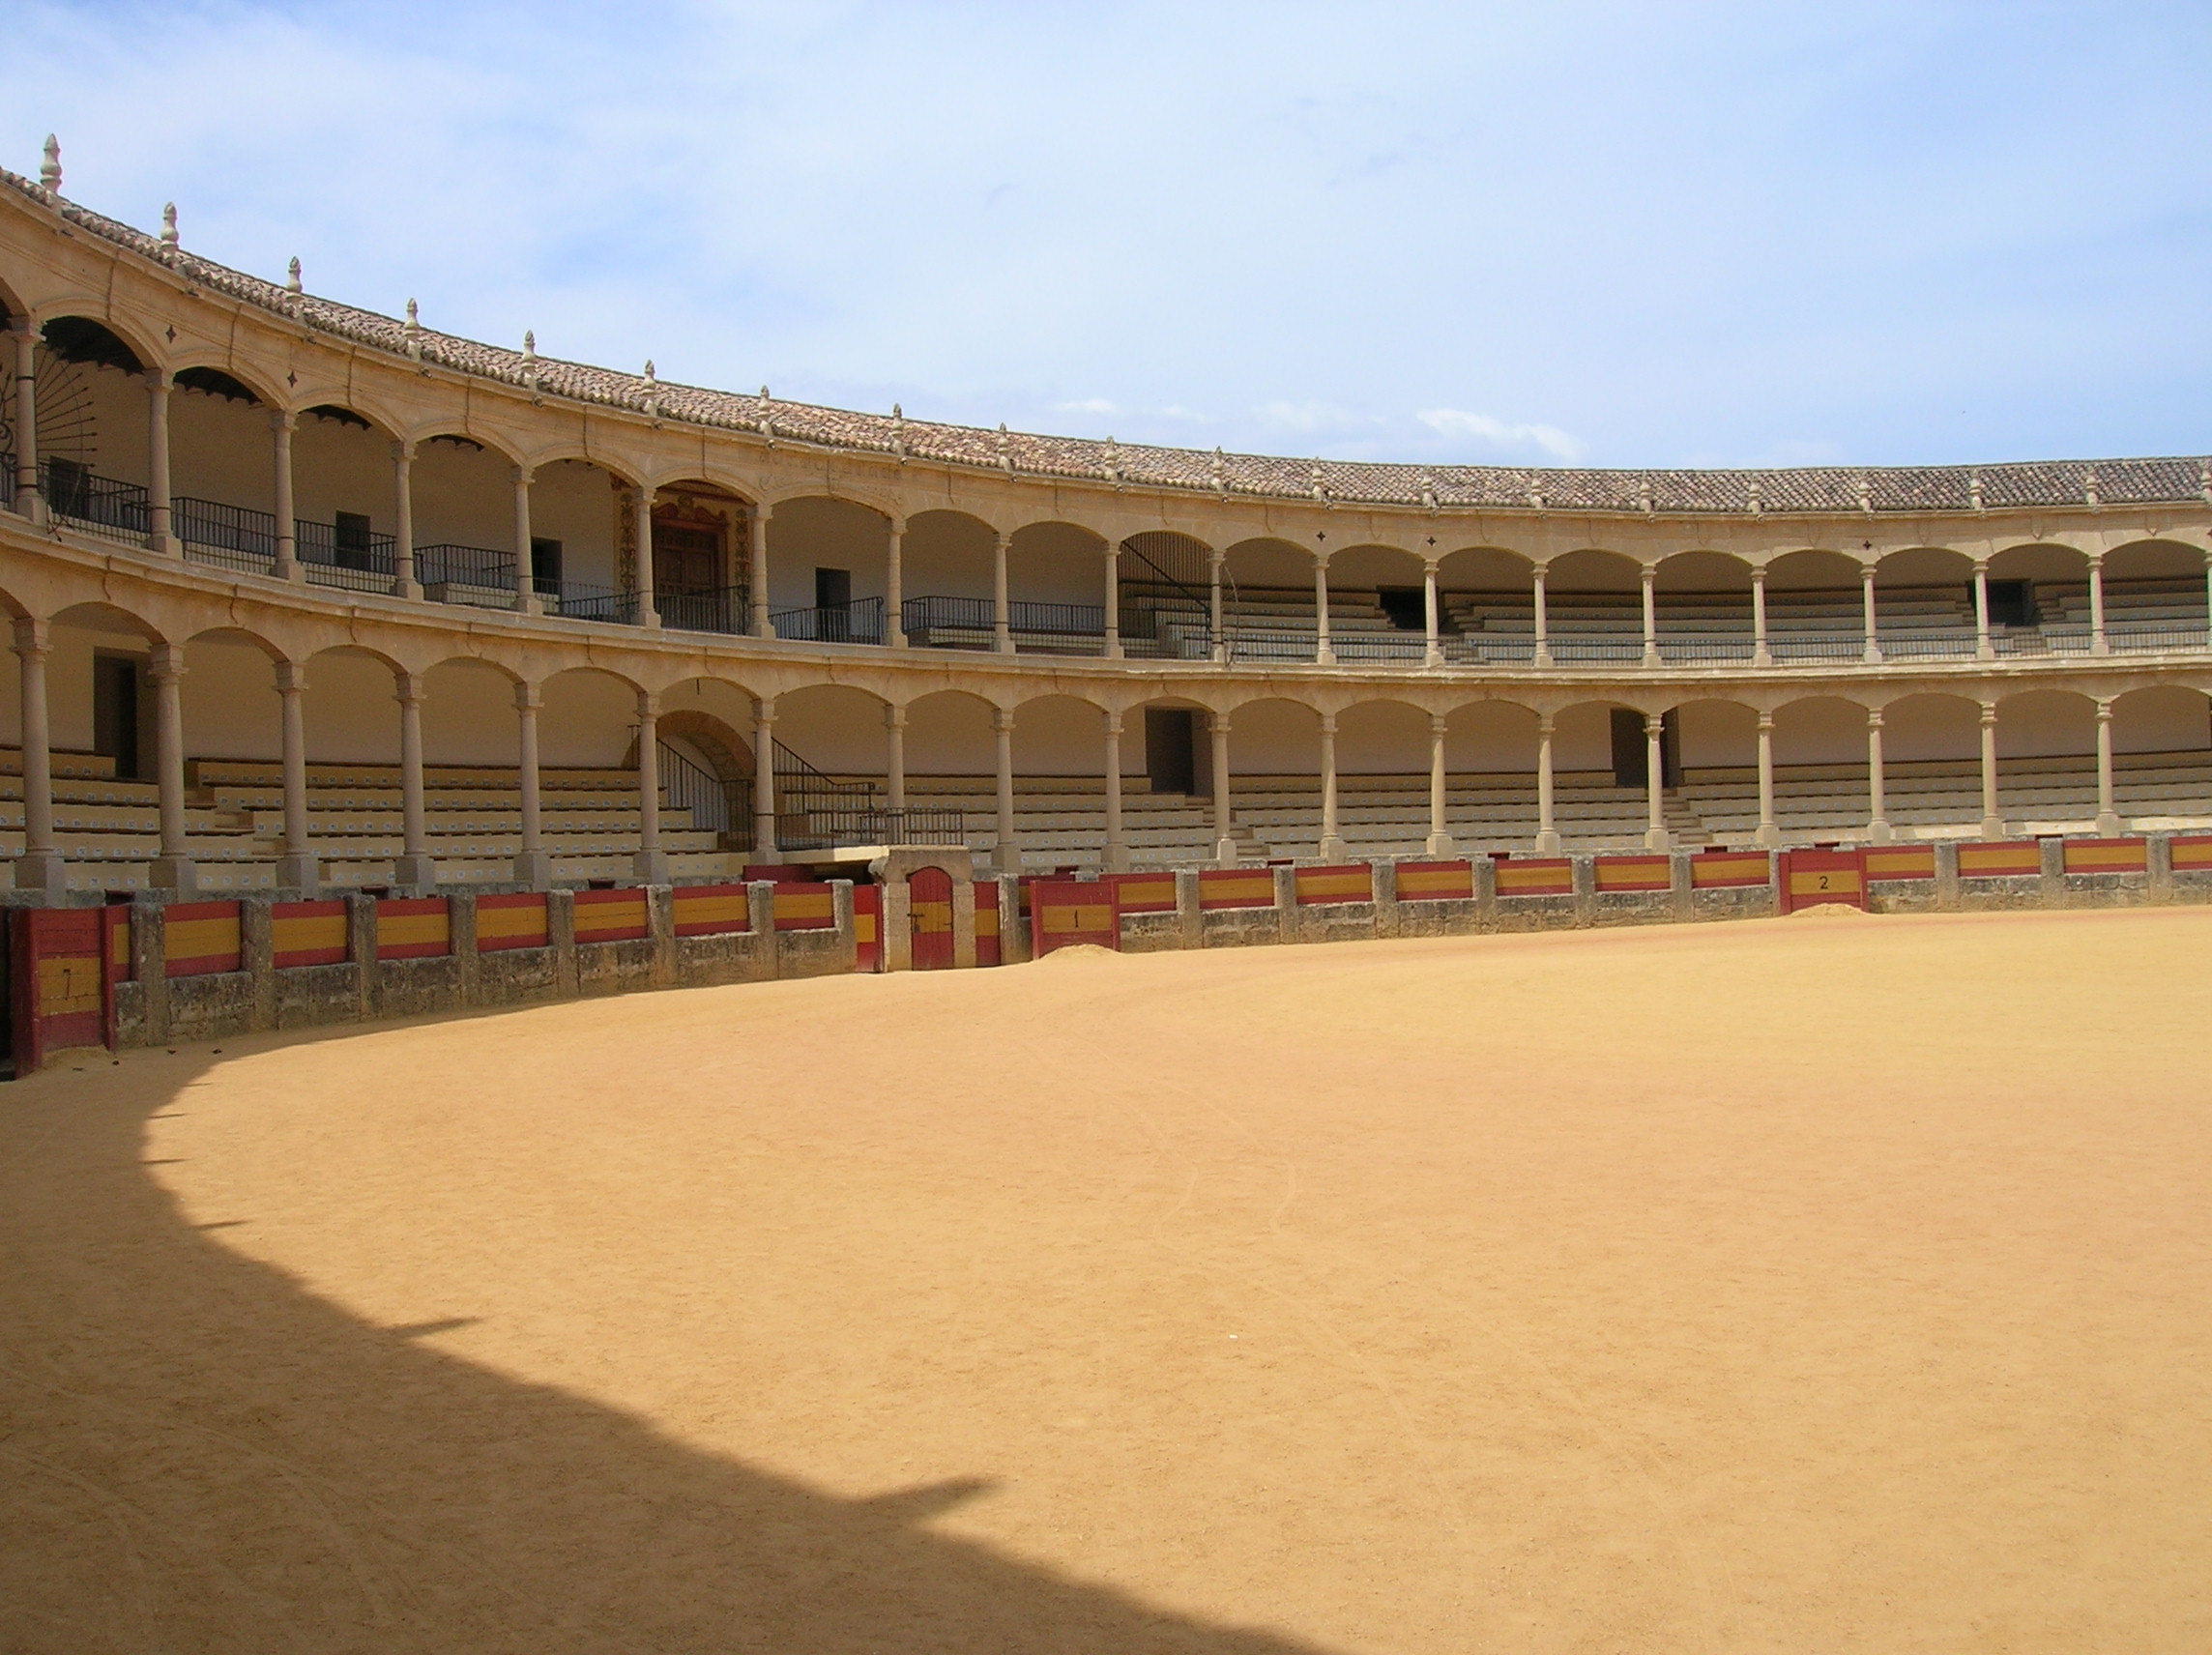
[{"x1": 4, "y1": 138, "x2": 2211, "y2": 897}]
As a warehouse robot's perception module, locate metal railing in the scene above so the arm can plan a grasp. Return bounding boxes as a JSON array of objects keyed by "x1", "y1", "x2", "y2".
[
  {"x1": 826, "y1": 806, "x2": 967, "y2": 847},
  {"x1": 901, "y1": 595, "x2": 1105, "y2": 644},
  {"x1": 772, "y1": 595, "x2": 886, "y2": 644},
  {"x1": 547, "y1": 582, "x2": 638, "y2": 624},
  {"x1": 658, "y1": 740, "x2": 749, "y2": 845},
  {"x1": 659, "y1": 585, "x2": 745, "y2": 634},
  {"x1": 416, "y1": 541, "x2": 518, "y2": 598},
  {"x1": 296, "y1": 518, "x2": 396, "y2": 592},
  {"x1": 175, "y1": 495, "x2": 278, "y2": 571},
  {"x1": 44, "y1": 460, "x2": 149, "y2": 537}
]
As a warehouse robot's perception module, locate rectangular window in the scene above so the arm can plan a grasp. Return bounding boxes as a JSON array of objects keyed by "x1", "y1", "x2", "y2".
[
  {"x1": 530, "y1": 536, "x2": 563, "y2": 594},
  {"x1": 1147, "y1": 708, "x2": 1198, "y2": 796},
  {"x1": 335, "y1": 510, "x2": 374, "y2": 570},
  {"x1": 92, "y1": 652, "x2": 143, "y2": 780}
]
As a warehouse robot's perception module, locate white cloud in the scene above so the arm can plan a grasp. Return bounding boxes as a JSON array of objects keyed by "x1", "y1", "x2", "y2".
[
  {"x1": 1054, "y1": 397, "x2": 1118, "y2": 415},
  {"x1": 1416, "y1": 408, "x2": 1586, "y2": 462}
]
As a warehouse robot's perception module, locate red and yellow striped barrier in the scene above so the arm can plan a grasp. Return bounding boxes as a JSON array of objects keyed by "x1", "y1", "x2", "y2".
[
  {"x1": 1394, "y1": 860, "x2": 1473, "y2": 902},
  {"x1": 15, "y1": 908, "x2": 104, "y2": 1069},
  {"x1": 1594, "y1": 855, "x2": 1670, "y2": 892},
  {"x1": 1495, "y1": 857, "x2": 1573, "y2": 898},
  {"x1": 272, "y1": 899, "x2": 348, "y2": 967},
  {"x1": 2170, "y1": 835, "x2": 2212, "y2": 872},
  {"x1": 1958, "y1": 841, "x2": 2041, "y2": 879},
  {"x1": 852, "y1": 885, "x2": 881, "y2": 973},
  {"x1": 572, "y1": 888, "x2": 648, "y2": 944},
  {"x1": 771, "y1": 884, "x2": 836, "y2": 932},
  {"x1": 1198, "y1": 868, "x2": 1275, "y2": 910},
  {"x1": 1780, "y1": 849, "x2": 1864, "y2": 913},
  {"x1": 476, "y1": 892, "x2": 548, "y2": 952},
  {"x1": 1031, "y1": 879, "x2": 1119, "y2": 956},
  {"x1": 165, "y1": 900, "x2": 243, "y2": 977},
  {"x1": 2062, "y1": 837, "x2": 2146, "y2": 875},
  {"x1": 376, "y1": 897, "x2": 451, "y2": 960},
  {"x1": 672, "y1": 884, "x2": 749, "y2": 939},
  {"x1": 1864, "y1": 845, "x2": 1936, "y2": 883},
  {"x1": 1295, "y1": 864, "x2": 1371, "y2": 906},
  {"x1": 1106, "y1": 871, "x2": 1177, "y2": 914},
  {"x1": 1691, "y1": 851, "x2": 1770, "y2": 888},
  {"x1": 976, "y1": 882, "x2": 1002, "y2": 967}
]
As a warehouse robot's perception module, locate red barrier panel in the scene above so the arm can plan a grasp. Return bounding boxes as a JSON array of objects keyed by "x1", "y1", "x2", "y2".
[
  {"x1": 477, "y1": 891, "x2": 549, "y2": 952},
  {"x1": 1032, "y1": 880, "x2": 1119, "y2": 956},
  {"x1": 1105, "y1": 871, "x2": 1178, "y2": 914},
  {"x1": 1690, "y1": 851, "x2": 1770, "y2": 888},
  {"x1": 975, "y1": 882, "x2": 1002, "y2": 968},
  {"x1": 376, "y1": 896, "x2": 452, "y2": 959},
  {"x1": 1394, "y1": 860, "x2": 1473, "y2": 902},
  {"x1": 1594, "y1": 855, "x2": 1670, "y2": 893},
  {"x1": 102, "y1": 905, "x2": 131, "y2": 1052},
  {"x1": 1495, "y1": 857, "x2": 1573, "y2": 898},
  {"x1": 1198, "y1": 868, "x2": 1274, "y2": 910},
  {"x1": 1779, "y1": 849, "x2": 1865, "y2": 913},
  {"x1": 2062, "y1": 837, "x2": 2146, "y2": 875},
  {"x1": 1864, "y1": 845, "x2": 1936, "y2": 883},
  {"x1": 272, "y1": 899, "x2": 348, "y2": 967},
  {"x1": 671, "y1": 884, "x2": 748, "y2": 939},
  {"x1": 1295, "y1": 864, "x2": 1371, "y2": 906},
  {"x1": 852, "y1": 885, "x2": 881, "y2": 972},
  {"x1": 165, "y1": 900, "x2": 243, "y2": 977},
  {"x1": 771, "y1": 884, "x2": 836, "y2": 932},
  {"x1": 1958, "y1": 841, "x2": 2042, "y2": 879},
  {"x1": 13, "y1": 908, "x2": 104, "y2": 1071},
  {"x1": 909, "y1": 867, "x2": 953, "y2": 971},
  {"x1": 2171, "y1": 834, "x2": 2212, "y2": 872}
]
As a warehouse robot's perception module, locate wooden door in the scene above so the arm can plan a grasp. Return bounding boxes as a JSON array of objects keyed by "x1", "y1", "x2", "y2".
[
  {"x1": 652, "y1": 520, "x2": 721, "y2": 595},
  {"x1": 909, "y1": 866, "x2": 954, "y2": 970}
]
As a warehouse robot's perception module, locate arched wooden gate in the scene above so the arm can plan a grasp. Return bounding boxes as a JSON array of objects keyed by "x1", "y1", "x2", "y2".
[{"x1": 909, "y1": 866, "x2": 955, "y2": 970}]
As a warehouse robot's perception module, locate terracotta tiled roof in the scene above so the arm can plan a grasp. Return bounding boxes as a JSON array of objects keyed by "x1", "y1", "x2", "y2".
[{"x1": 9, "y1": 171, "x2": 2206, "y2": 517}]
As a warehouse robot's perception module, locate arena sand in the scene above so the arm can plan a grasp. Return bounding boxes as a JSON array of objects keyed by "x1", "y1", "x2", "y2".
[{"x1": 4, "y1": 907, "x2": 2209, "y2": 1653}]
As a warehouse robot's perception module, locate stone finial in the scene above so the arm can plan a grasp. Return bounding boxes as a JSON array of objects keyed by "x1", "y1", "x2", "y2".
[
  {"x1": 1528, "y1": 484, "x2": 1546, "y2": 513},
  {"x1": 1969, "y1": 469, "x2": 1985, "y2": 513},
  {"x1": 997, "y1": 422, "x2": 1014, "y2": 475},
  {"x1": 1211, "y1": 447, "x2": 1228, "y2": 497},
  {"x1": 2199, "y1": 458, "x2": 2211, "y2": 505},
  {"x1": 39, "y1": 134, "x2": 60, "y2": 194},
  {"x1": 757, "y1": 385, "x2": 775, "y2": 442},
  {"x1": 643, "y1": 361, "x2": 660, "y2": 421},
  {"x1": 159, "y1": 202, "x2": 179, "y2": 254},
  {"x1": 1311, "y1": 461, "x2": 1329, "y2": 506},
  {"x1": 889, "y1": 402, "x2": 906, "y2": 460},
  {"x1": 1857, "y1": 476, "x2": 1875, "y2": 515},
  {"x1": 1103, "y1": 436, "x2": 1121, "y2": 486},
  {"x1": 644, "y1": 359, "x2": 656, "y2": 382},
  {"x1": 2083, "y1": 467, "x2": 2101, "y2": 511},
  {"x1": 285, "y1": 256, "x2": 303, "y2": 294},
  {"x1": 1419, "y1": 472, "x2": 1439, "y2": 512},
  {"x1": 403, "y1": 298, "x2": 422, "y2": 363},
  {"x1": 1638, "y1": 475, "x2": 1654, "y2": 517},
  {"x1": 520, "y1": 330, "x2": 538, "y2": 393},
  {"x1": 1747, "y1": 479, "x2": 1763, "y2": 518}
]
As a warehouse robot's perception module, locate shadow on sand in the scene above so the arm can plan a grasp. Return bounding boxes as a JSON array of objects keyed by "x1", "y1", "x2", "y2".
[{"x1": 0, "y1": 1041, "x2": 1334, "y2": 1654}]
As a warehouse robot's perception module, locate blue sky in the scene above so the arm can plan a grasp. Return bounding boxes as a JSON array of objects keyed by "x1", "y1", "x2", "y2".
[{"x1": 10, "y1": 1, "x2": 2210, "y2": 469}]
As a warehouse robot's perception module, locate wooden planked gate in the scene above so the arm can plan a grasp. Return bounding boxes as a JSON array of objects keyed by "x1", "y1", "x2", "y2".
[
  {"x1": 1031, "y1": 880, "x2": 1119, "y2": 957},
  {"x1": 909, "y1": 865, "x2": 955, "y2": 970},
  {"x1": 1779, "y1": 848, "x2": 1866, "y2": 913}
]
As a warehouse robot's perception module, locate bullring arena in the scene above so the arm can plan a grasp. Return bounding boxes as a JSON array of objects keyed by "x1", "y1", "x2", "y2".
[{"x1": 3, "y1": 141, "x2": 2210, "y2": 1652}]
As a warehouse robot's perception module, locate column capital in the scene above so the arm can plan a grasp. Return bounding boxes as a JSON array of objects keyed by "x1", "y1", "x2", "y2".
[
  {"x1": 1536, "y1": 712, "x2": 1557, "y2": 735},
  {"x1": 145, "y1": 365, "x2": 173, "y2": 392},
  {"x1": 751, "y1": 694, "x2": 776, "y2": 724},
  {"x1": 883, "y1": 702, "x2": 908, "y2": 730},
  {"x1": 1421, "y1": 555, "x2": 1441, "y2": 576},
  {"x1": 1979, "y1": 702, "x2": 1998, "y2": 725},
  {"x1": 1102, "y1": 708, "x2": 1123, "y2": 736},
  {"x1": 993, "y1": 706, "x2": 1017, "y2": 735},
  {"x1": 1430, "y1": 711, "x2": 1448, "y2": 735},
  {"x1": 2085, "y1": 551, "x2": 2105, "y2": 569},
  {"x1": 1640, "y1": 564, "x2": 1656, "y2": 585},
  {"x1": 10, "y1": 614, "x2": 49, "y2": 656},
  {"x1": 1866, "y1": 706, "x2": 1884, "y2": 727},
  {"x1": 511, "y1": 463, "x2": 536, "y2": 486},
  {"x1": 1208, "y1": 710, "x2": 1231, "y2": 734},
  {"x1": 393, "y1": 670, "x2": 425, "y2": 705},
  {"x1": 392, "y1": 437, "x2": 416, "y2": 463},
  {"x1": 1318, "y1": 710, "x2": 1337, "y2": 735},
  {"x1": 1756, "y1": 710, "x2": 1775, "y2": 730},
  {"x1": 269, "y1": 407, "x2": 298, "y2": 433},
  {"x1": 1972, "y1": 557, "x2": 1991, "y2": 575},
  {"x1": 1644, "y1": 711, "x2": 1665, "y2": 736},
  {"x1": 513, "y1": 680, "x2": 542, "y2": 711},
  {"x1": 149, "y1": 641, "x2": 187, "y2": 681},
  {"x1": 635, "y1": 688, "x2": 660, "y2": 720},
  {"x1": 2094, "y1": 697, "x2": 2115, "y2": 719},
  {"x1": 275, "y1": 658, "x2": 308, "y2": 695}
]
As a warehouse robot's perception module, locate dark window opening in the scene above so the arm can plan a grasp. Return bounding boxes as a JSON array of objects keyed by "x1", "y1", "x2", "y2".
[
  {"x1": 1377, "y1": 586, "x2": 1425, "y2": 630},
  {"x1": 93, "y1": 652, "x2": 144, "y2": 780},
  {"x1": 815, "y1": 566, "x2": 852, "y2": 610},
  {"x1": 334, "y1": 510, "x2": 375, "y2": 569},
  {"x1": 1147, "y1": 708, "x2": 1198, "y2": 796},
  {"x1": 1986, "y1": 579, "x2": 2035, "y2": 627},
  {"x1": 1610, "y1": 707, "x2": 1680, "y2": 790},
  {"x1": 44, "y1": 457, "x2": 88, "y2": 518},
  {"x1": 530, "y1": 537, "x2": 563, "y2": 594}
]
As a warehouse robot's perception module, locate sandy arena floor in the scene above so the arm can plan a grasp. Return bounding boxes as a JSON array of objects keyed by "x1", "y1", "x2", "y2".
[{"x1": 4, "y1": 906, "x2": 2210, "y2": 1653}]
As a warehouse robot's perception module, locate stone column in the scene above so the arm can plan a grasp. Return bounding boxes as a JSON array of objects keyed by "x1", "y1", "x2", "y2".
[
  {"x1": 1103, "y1": 710, "x2": 1129, "y2": 872},
  {"x1": 391, "y1": 671, "x2": 435, "y2": 889},
  {"x1": 1752, "y1": 569, "x2": 1771, "y2": 666},
  {"x1": 2087, "y1": 552, "x2": 2109, "y2": 655},
  {"x1": 1102, "y1": 538, "x2": 1122, "y2": 659},
  {"x1": 1978, "y1": 702, "x2": 2004, "y2": 839},
  {"x1": 1973, "y1": 559, "x2": 1994, "y2": 659},
  {"x1": 392, "y1": 440, "x2": 421, "y2": 598},
  {"x1": 511, "y1": 466, "x2": 539, "y2": 613},
  {"x1": 992, "y1": 531, "x2": 1012, "y2": 653},
  {"x1": 1208, "y1": 549, "x2": 1227, "y2": 664},
  {"x1": 513, "y1": 682, "x2": 549, "y2": 888},
  {"x1": 1313, "y1": 553, "x2": 1334, "y2": 665},
  {"x1": 1755, "y1": 710, "x2": 1779, "y2": 849},
  {"x1": 1426, "y1": 711, "x2": 1453, "y2": 856},
  {"x1": 1641, "y1": 566, "x2": 1660, "y2": 666},
  {"x1": 1208, "y1": 711, "x2": 1236, "y2": 865},
  {"x1": 884, "y1": 703, "x2": 908, "y2": 813},
  {"x1": 276, "y1": 659, "x2": 318, "y2": 894},
  {"x1": 12, "y1": 617, "x2": 61, "y2": 899},
  {"x1": 751, "y1": 697, "x2": 778, "y2": 860},
  {"x1": 1866, "y1": 706, "x2": 1892, "y2": 843},
  {"x1": 1535, "y1": 713, "x2": 1559, "y2": 853},
  {"x1": 1644, "y1": 711, "x2": 1670, "y2": 851},
  {"x1": 1531, "y1": 563, "x2": 1553, "y2": 667},
  {"x1": 1423, "y1": 558, "x2": 1442, "y2": 666},
  {"x1": 11, "y1": 324, "x2": 40, "y2": 522},
  {"x1": 885, "y1": 516, "x2": 906, "y2": 647},
  {"x1": 632, "y1": 483, "x2": 658, "y2": 627},
  {"x1": 634, "y1": 690, "x2": 668, "y2": 883},
  {"x1": 1861, "y1": 564, "x2": 1882, "y2": 662},
  {"x1": 272, "y1": 410, "x2": 299, "y2": 579},
  {"x1": 1318, "y1": 711, "x2": 1346, "y2": 863},
  {"x1": 2095, "y1": 698, "x2": 2120, "y2": 835},
  {"x1": 993, "y1": 707, "x2": 1019, "y2": 874},
  {"x1": 150, "y1": 642, "x2": 194, "y2": 892},
  {"x1": 146, "y1": 368, "x2": 174, "y2": 554},
  {"x1": 748, "y1": 504, "x2": 772, "y2": 637}
]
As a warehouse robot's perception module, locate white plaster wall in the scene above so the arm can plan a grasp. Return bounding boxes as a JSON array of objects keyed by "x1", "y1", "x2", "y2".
[
  {"x1": 769, "y1": 498, "x2": 888, "y2": 610},
  {"x1": 772, "y1": 684, "x2": 891, "y2": 775},
  {"x1": 1336, "y1": 700, "x2": 1431, "y2": 773},
  {"x1": 422, "y1": 659, "x2": 523, "y2": 766},
  {"x1": 538, "y1": 669, "x2": 638, "y2": 769},
  {"x1": 1764, "y1": 550, "x2": 1862, "y2": 592},
  {"x1": 1444, "y1": 700, "x2": 1540, "y2": 770},
  {"x1": 1328, "y1": 544, "x2": 1427, "y2": 592},
  {"x1": 182, "y1": 637, "x2": 279, "y2": 760},
  {"x1": 1011, "y1": 520, "x2": 1108, "y2": 607},
  {"x1": 1553, "y1": 701, "x2": 1622, "y2": 770},
  {"x1": 899, "y1": 511, "x2": 994, "y2": 605},
  {"x1": 1544, "y1": 549, "x2": 1643, "y2": 594},
  {"x1": 2112, "y1": 685, "x2": 2211, "y2": 752},
  {"x1": 1222, "y1": 698, "x2": 1320, "y2": 774},
  {"x1": 1010, "y1": 695, "x2": 1109, "y2": 776},
  {"x1": 76, "y1": 360, "x2": 151, "y2": 483},
  {"x1": 292, "y1": 411, "x2": 397, "y2": 532},
  {"x1": 532, "y1": 461, "x2": 621, "y2": 591},
  {"x1": 1771, "y1": 696, "x2": 1868, "y2": 766},
  {"x1": 171, "y1": 385, "x2": 277, "y2": 513},
  {"x1": 1878, "y1": 695, "x2": 1980, "y2": 763},
  {"x1": 1437, "y1": 545, "x2": 1534, "y2": 595},
  {"x1": 1674, "y1": 699, "x2": 1758, "y2": 769},
  {"x1": 300, "y1": 650, "x2": 403, "y2": 765},
  {"x1": 903, "y1": 691, "x2": 996, "y2": 774},
  {"x1": 1993, "y1": 690, "x2": 2096, "y2": 759},
  {"x1": 1223, "y1": 538, "x2": 1310, "y2": 591},
  {"x1": 413, "y1": 439, "x2": 515, "y2": 552}
]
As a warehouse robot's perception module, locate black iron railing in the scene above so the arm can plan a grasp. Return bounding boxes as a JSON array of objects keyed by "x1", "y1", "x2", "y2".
[
  {"x1": 175, "y1": 495, "x2": 278, "y2": 571},
  {"x1": 900, "y1": 595, "x2": 1105, "y2": 643},
  {"x1": 296, "y1": 517, "x2": 396, "y2": 591},
  {"x1": 825, "y1": 806, "x2": 967, "y2": 847},
  {"x1": 548, "y1": 582, "x2": 639, "y2": 624},
  {"x1": 657, "y1": 740, "x2": 750, "y2": 846},
  {"x1": 416, "y1": 542, "x2": 518, "y2": 595},
  {"x1": 43, "y1": 459, "x2": 149, "y2": 536},
  {"x1": 660, "y1": 586, "x2": 746, "y2": 634},
  {"x1": 772, "y1": 595, "x2": 886, "y2": 644},
  {"x1": 0, "y1": 452, "x2": 12, "y2": 507}
]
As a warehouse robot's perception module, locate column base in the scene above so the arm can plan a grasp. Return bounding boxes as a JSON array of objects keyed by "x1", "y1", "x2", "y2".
[
  {"x1": 1423, "y1": 649, "x2": 1442, "y2": 668},
  {"x1": 148, "y1": 532, "x2": 172, "y2": 557},
  {"x1": 393, "y1": 579, "x2": 423, "y2": 602},
  {"x1": 1753, "y1": 649, "x2": 1773, "y2": 667},
  {"x1": 512, "y1": 849, "x2": 553, "y2": 890},
  {"x1": 1104, "y1": 841, "x2": 1132, "y2": 874},
  {"x1": 150, "y1": 854, "x2": 198, "y2": 895},
  {"x1": 1533, "y1": 648, "x2": 1554, "y2": 668},
  {"x1": 2096, "y1": 811, "x2": 2123, "y2": 837},
  {"x1": 276, "y1": 851, "x2": 321, "y2": 896},
  {"x1": 1979, "y1": 816, "x2": 2007, "y2": 841},
  {"x1": 1863, "y1": 647, "x2": 1883, "y2": 664},
  {"x1": 1315, "y1": 650, "x2": 1336, "y2": 667},
  {"x1": 1214, "y1": 838, "x2": 1241, "y2": 868},
  {"x1": 1424, "y1": 831, "x2": 1456, "y2": 857},
  {"x1": 276, "y1": 559, "x2": 304, "y2": 583},
  {"x1": 519, "y1": 592, "x2": 546, "y2": 617},
  {"x1": 392, "y1": 854, "x2": 438, "y2": 893},
  {"x1": 1317, "y1": 834, "x2": 1349, "y2": 864},
  {"x1": 632, "y1": 848, "x2": 671, "y2": 885},
  {"x1": 1755, "y1": 823, "x2": 1781, "y2": 850},
  {"x1": 1868, "y1": 819, "x2": 1894, "y2": 845},
  {"x1": 1533, "y1": 829, "x2": 1561, "y2": 855},
  {"x1": 638, "y1": 607, "x2": 661, "y2": 630},
  {"x1": 1642, "y1": 648, "x2": 1662, "y2": 667},
  {"x1": 14, "y1": 849, "x2": 65, "y2": 901},
  {"x1": 1644, "y1": 827, "x2": 1672, "y2": 852}
]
